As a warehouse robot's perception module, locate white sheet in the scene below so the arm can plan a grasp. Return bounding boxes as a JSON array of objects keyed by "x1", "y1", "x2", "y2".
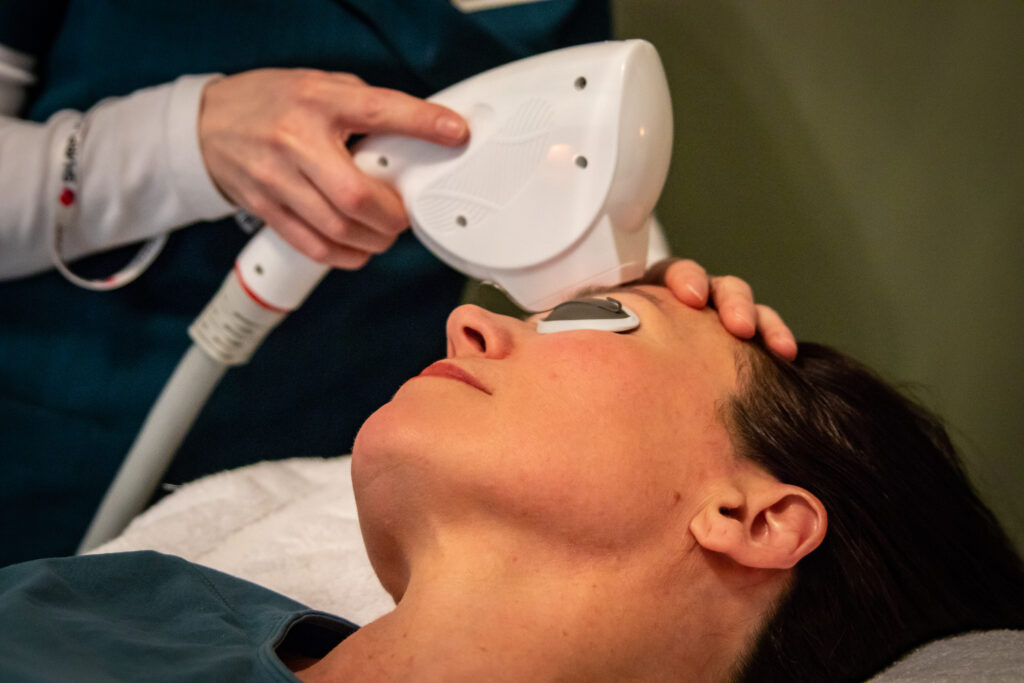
[{"x1": 867, "y1": 629, "x2": 1024, "y2": 682}]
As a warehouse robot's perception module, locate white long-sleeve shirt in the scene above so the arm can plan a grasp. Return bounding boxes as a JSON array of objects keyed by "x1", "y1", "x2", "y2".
[{"x1": 0, "y1": 42, "x2": 234, "y2": 281}]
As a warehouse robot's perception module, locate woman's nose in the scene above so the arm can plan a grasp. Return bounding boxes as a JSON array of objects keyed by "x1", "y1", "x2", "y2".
[{"x1": 445, "y1": 305, "x2": 517, "y2": 359}]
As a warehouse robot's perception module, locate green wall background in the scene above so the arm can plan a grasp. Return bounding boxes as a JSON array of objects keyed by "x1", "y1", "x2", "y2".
[{"x1": 610, "y1": 1, "x2": 1024, "y2": 549}]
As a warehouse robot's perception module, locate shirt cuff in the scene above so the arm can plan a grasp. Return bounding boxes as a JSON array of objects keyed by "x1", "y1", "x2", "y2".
[{"x1": 165, "y1": 73, "x2": 236, "y2": 222}]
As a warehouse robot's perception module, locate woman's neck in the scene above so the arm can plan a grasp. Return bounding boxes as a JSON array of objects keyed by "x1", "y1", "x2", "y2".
[{"x1": 295, "y1": 534, "x2": 753, "y2": 682}]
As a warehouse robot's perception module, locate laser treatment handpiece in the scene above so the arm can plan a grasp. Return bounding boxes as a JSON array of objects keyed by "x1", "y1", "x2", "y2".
[{"x1": 78, "y1": 39, "x2": 673, "y2": 551}]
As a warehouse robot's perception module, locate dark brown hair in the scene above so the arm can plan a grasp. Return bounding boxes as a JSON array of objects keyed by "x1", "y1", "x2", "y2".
[{"x1": 730, "y1": 341, "x2": 1024, "y2": 682}]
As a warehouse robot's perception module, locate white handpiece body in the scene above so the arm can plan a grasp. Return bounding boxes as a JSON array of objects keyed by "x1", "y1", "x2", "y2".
[{"x1": 237, "y1": 39, "x2": 672, "y2": 314}]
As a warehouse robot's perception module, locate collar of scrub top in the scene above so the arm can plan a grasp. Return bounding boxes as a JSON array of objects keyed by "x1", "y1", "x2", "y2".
[{"x1": 536, "y1": 297, "x2": 640, "y2": 334}]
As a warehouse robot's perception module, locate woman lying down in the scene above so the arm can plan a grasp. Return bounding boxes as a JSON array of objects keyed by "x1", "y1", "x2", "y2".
[{"x1": 2, "y1": 259, "x2": 1023, "y2": 682}]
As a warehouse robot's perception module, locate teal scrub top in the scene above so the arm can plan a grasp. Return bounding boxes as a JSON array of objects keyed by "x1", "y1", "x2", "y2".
[
  {"x1": 0, "y1": 551, "x2": 359, "y2": 682},
  {"x1": 0, "y1": 0, "x2": 610, "y2": 565}
]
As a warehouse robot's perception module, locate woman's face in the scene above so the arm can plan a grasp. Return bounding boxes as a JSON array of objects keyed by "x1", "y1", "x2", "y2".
[{"x1": 352, "y1": 285, "x2": 745, "y2": 582}]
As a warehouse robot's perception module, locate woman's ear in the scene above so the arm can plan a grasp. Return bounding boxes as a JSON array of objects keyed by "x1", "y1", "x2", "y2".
[{"x1": 690, "y1": 478, "x2": 827, "y2": 570}]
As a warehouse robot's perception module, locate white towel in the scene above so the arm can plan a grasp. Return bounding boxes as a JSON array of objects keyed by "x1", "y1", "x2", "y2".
[{"x1": 90, "y1": 456, "x2": 394, "y2": 625}]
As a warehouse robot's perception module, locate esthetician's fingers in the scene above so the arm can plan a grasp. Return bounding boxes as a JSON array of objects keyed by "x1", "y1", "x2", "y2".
[
  {"x1": 294, "y1": 133, "x2": 410, "y2": 240},
  {"x1": 709, "y1": 275, "x2": 758, "y2": 339},
  {"x1": 262, "y1": 162, "x2": 399, "y2": 255},
  {"x1": 664, "y1": 258, "x2": 797, "y2": 358},
  {"x1": 198, "y1": 68, "x2": 468, "y2": 265},
  {"x1": 664, "y1": 259, "x2": 711, "y2": 308},
  {"x1": 246, "y1": 196, "x2": 374, "y2": 270},
  {"x1": 711, "y1": 276, "x2": 798, "y2": 359},
  {"x1": 222, "y1": 145, "x2": 393, "y2": 268},
  {"x1": 664, "y1": 258, "x2": 758, "y2": 338},
  {"x1": 303, "y1": 78, "x2": 469, "y2": 233},
  {"x1": 755, "y1": 304, "x2": 798, "y2": 360},
  {"x1": 332, "y1": 75, "x2": 469, "y2": 142}
]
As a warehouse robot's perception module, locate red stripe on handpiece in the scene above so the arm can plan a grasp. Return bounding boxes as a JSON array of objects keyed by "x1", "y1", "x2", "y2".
[{"x1": 232, "y1": 262, "x2": 291, "y2": 313}]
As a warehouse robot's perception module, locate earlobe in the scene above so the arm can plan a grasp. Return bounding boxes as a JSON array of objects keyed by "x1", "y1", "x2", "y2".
[{"x1": 691, "y1": 480, "x2": 827, "y2": 570}]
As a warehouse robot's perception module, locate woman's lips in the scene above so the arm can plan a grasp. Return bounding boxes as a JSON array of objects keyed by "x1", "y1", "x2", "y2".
[{"x1": 417, "y1": 361, "x2": 492, "y2": 395}]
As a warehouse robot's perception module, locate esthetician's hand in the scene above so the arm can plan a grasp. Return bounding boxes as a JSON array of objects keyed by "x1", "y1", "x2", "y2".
[
  {"x1": 198, "y1": 69, "x2": 469, "y2": 269},
  {"x1": 664, "y1": 258, "x2": 798, "y2": 360}
]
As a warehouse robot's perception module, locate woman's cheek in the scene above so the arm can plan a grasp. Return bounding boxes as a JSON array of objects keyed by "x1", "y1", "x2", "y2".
[
  {"x1": 531, "y1": 336, "x2": 661, "y2": 412},
  {"x1": 539, "y1": 334, "x2": 641, "y2": 372}
]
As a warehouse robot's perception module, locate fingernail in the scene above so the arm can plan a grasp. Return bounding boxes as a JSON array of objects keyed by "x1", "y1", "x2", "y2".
[
  {"x1": 685, "y1": 283, "x2": 705, "y2": 304},
  {"x1": 437, "y1": 115, "x2": 466, "y2": 140},
  {"x1": 771, "y1": 335, "x2": 799, "y2": 360},
  {"x1": 734, "y1": 309, "x2": 756, "y2": 334}
]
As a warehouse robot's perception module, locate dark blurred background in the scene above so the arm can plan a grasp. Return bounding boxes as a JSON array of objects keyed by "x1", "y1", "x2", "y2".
[{"x1": 604, "y1": 1, "x2": 1023, "y2": 551}]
